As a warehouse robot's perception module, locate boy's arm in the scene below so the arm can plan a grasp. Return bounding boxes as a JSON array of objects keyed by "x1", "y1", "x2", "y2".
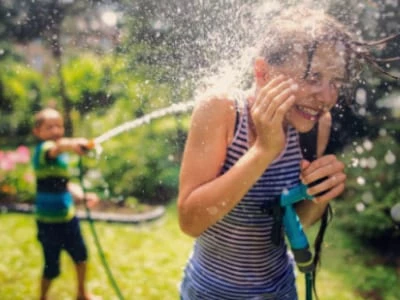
[
  {"x1": 68, "y1": 182, "x2": 99, "y2": 207},
  {"x1": 47, "y1": 137, "x2": 89, "y2": 159}
]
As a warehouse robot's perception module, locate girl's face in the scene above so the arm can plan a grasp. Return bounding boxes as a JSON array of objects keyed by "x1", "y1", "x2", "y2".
[{"x1": 269, "y1": 42, "x2": 347, "y2": 132}]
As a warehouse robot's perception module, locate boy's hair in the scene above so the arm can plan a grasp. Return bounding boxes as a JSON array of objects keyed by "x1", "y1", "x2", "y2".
[{"x1": 34, "y1": 108, "x2": 63, "y2": 128}]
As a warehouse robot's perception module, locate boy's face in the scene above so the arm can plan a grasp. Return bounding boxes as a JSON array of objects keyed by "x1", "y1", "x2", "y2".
[{"x1": 33, "y1": 117, "x2": 65, "y2": 141}]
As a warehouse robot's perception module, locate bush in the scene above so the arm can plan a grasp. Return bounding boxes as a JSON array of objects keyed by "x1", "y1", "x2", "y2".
[
  {"x1": 0, "y1": 60, "x2": 43, "y2": 137},
  {"x1": 335, "y1": 134, "x2": 400, "y2": 243},
  {"x1": 0, "y1": 145, "x2": 35, "y2": 202},
  {"x1": 78, "y1": 80, "x2": 191, "y2": 205},
  {"x1": 88, "y1": 116, "x2": 187, "y2": 205}
]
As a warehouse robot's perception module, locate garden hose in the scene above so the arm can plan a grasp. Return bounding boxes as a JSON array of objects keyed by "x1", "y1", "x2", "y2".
[
  {"x1": 305, "y1": 272, "x2": 313, "y2": 300},
  {"x1": 279, "y1": 184, "x2": 315, "y2": 300},
  {"x1": 78, "y1": 157, "x2": 125, "y2": 300}
]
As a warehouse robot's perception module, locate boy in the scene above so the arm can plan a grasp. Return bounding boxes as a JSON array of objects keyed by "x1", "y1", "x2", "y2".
[{"x1": 32, "y1": 107, "x2": 99, "y2": 300}]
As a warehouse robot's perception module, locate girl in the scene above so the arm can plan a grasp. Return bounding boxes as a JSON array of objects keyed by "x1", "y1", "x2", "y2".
[{"x1": 177, "y1": 6, "x2": 397, "y2": 300}]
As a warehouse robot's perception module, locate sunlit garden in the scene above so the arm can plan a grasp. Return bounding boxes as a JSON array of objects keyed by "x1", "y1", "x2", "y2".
[{"x1": 1, "y1": 1, "x2": 399, "y2": 300}]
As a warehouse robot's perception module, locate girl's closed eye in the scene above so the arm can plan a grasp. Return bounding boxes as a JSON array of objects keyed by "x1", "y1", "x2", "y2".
[{"x1": 305, "y1": 73, "x2": 322, "y2": 86}]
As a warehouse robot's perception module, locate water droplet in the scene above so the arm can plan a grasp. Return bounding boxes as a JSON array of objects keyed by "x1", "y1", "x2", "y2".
[
  {"x1": 357, "y1": 176, "x2": 366, "y2": 185},
  {"x1": 367, "y1": 157, "x2": 377, "y2": 169},
  {"x1": 363, "y1": 139, "x2": 373, "y2": 151},
  {"x1": 355, "y1": 88, "x2": 367, "y2": 105},
  {"x1": 379, "y1": 128, "x2": 387, "y2": 136},
  {"x1": 355, "y1": 202, "x2": 365, "y2": 212},
  {"x1": 351, "y1": 158, "x2": 359, "y2": 167},
  {"x1": 360, "y1": 158, "x2": 368, "y2": 168},
  {"x1": 391, "y1": 203, "x2": 400, "y2": 223},
  {"x1": 355, "y1": 146, "x2": 364, "y2": 154},
  {"x1": 362, "y1": 191, "x2": 374, "y2": 204},
  {"x1": 206, "y1": 206, "x2": 218, "y2": 215},
  {"x1": 384, "y1": 150, "x2": 396, "y2": 165}
]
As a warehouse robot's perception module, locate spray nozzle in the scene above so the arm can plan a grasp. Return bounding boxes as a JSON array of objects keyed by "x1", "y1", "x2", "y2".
[
  {"x1": 80, "y1": 139, "x2": 96, "y2": 152},
  {"x1": 86, "y1": 139, "x2": 96, "y2": 150}
]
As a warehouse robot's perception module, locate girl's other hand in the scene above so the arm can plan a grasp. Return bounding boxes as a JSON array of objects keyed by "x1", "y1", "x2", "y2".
[{"x1": 300, "y1": 155, "x2": 346, "y2": 204}]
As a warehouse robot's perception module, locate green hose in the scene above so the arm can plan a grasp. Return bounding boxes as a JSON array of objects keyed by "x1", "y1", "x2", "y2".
[
  {"x1": 305, "y1": 272, "x2": 313, "y2": 300},
  {"x1": 78, "y1": 158, "x2": 125, "y2": 300}
]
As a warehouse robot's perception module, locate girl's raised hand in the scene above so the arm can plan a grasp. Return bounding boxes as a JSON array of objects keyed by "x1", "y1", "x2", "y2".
[
  {"x1": 300, "y1": 155, "x2": 346, "y2": 204},
  {"x1": 250, "y1": 75, "x2": 298, "y2": 158}
]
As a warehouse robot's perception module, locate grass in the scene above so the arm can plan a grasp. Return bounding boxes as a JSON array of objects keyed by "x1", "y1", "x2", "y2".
[{"x1": 0, "y1": 204, "x2": 398, "y2": 300}]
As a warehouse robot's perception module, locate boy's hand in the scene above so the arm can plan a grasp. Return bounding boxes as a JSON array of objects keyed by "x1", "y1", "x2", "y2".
[
  {"x1": 84, "y1": 192, "x2": 100, "y2": 208},
  {"x1": 300, "y1": 155, "x2": 346, "y2": 204},
  {"x1": 55, "y1": 137, "x2": 91, "y2": 156},
  {"x1": 71, "y1": 138, "x2": 91, "y2": 155}
]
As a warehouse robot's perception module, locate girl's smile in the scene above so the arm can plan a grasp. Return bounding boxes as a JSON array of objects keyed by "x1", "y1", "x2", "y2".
[{"x1": 293, "y1": 104, "x2": 323, "y2": 121}]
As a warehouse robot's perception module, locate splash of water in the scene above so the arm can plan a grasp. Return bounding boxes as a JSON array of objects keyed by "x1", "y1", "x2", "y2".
[{"x1": 93, "y1": 100, "x2": 195, "y2": 148}]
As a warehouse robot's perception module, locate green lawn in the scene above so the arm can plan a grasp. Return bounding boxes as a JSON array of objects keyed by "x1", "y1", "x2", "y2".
[{"x1": 0, "y1": 205, "x2": 397, "y2": 300}]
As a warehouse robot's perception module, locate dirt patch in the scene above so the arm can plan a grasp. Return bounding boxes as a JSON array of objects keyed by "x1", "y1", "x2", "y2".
[
  {"x1": 76, "y1": 200, "x2": 155, "y2": 215},
  {"x1": 0, "y1": 196, "x2": 155, "y2": 215}
]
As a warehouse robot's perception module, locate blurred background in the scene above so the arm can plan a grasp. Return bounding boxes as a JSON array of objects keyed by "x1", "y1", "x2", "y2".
[{"x1": 0, "y1": 0, "x2": 399, "y2": 299}]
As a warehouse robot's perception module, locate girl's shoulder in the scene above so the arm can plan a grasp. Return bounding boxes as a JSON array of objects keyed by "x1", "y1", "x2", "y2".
[{"x1": 194, "y1": 88, "x2": 249, "y2": 114}]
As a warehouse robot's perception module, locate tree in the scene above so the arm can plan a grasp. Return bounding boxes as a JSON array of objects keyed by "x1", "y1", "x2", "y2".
[{"x1": 0, "y1": 0, "x2": 121, "y2": 136}]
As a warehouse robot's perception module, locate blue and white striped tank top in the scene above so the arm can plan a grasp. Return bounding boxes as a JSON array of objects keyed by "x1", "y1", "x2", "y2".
[{"x1": 181, "y1": 93, "x2": 303, "y2": 300}]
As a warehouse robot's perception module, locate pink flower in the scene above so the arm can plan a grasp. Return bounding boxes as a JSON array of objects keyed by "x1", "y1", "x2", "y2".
[
  {"x1": 0, "y1": 153, "x2": 16, "y2": 171},
  {"x1": 16, "y1": 145, "x2": 31, "y2": 164}
]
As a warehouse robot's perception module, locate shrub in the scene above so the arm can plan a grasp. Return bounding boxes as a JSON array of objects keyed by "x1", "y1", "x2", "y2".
[
  {"x1": 335, "y1": 134, "x2": 400, "y2": 243},
  {"x1": 0, "y1": 145, "x2": 35, "y2": 202}
]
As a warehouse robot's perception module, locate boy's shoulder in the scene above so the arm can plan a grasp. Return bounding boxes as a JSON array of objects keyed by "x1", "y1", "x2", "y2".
[{"x1": 34, "y1": 140, "x2": 55, "y2": 154}]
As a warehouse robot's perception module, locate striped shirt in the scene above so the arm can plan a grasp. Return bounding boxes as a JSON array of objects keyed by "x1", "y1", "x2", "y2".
[
  {"x1": 32, "y1": 141, "x2": 75, "y2": 223},
  {"x1": 181, "y1": 94, "x2": 302, "y2": 299}
]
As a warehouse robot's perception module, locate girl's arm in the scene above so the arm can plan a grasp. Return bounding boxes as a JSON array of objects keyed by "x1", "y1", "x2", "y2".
[
  {"x1": 179, "y1": 75, "x2": 298, "y2": 237},
  {"x1": 178, "y1": 97, "x2": 277, "y2": 237}
]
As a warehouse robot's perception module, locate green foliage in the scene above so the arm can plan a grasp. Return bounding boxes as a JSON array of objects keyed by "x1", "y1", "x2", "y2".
[
  {"x1": 76, "y1": 76, "x2": 190, "y2": 205},
  {"x1": 62, "y1": 54, "x2": 106, "y2": 102},
  {"x1": 355, "y1": 264, "x2": 399, "y2": 299},
  {"x1": 335, "y1": 134, "x2": 400, "y2": 241},
  {"x1": 54, "y1": 54, "x2": 123, "y2": 115},
  {"x1": 91, "y1": 117, "x2": 186, "y2": 205},
  {"x1": 0, "y1": 59, "x2": 43, "y2": 135}
]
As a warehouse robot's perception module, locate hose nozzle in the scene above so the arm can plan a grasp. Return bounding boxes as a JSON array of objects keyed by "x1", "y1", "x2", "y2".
[
  {"x1": 80, "y1": 139, "x2": 96, "y2": 152},
  {"x1": 86, "y1": 139, "x2": 96, "y2": 150}
]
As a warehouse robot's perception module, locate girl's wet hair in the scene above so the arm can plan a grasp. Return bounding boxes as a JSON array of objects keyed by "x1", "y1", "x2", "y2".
[
  {"x1": 259, "y1": 7, "x2": 399, "y2": 299},
  {"x1": 258, "y1": 7, "x2": 399, "y2": 101}
]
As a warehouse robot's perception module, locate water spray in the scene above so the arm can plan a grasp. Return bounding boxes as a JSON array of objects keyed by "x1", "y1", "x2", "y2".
[
  {"x1": 87, "y1": 101, "x2": 196, "y2": 153},
  {"x1": 391, "y1": 203, "x2": 400, "y2": 224}
]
